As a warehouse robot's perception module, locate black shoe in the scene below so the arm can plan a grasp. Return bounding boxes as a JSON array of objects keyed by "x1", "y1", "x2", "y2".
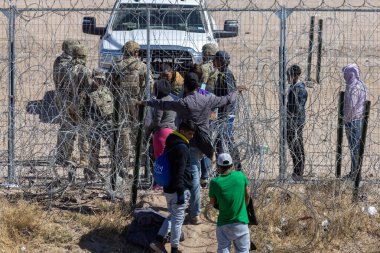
[
  {"x1": 291, "y1": 173, "x2": 303, "y2": 182},
  {"x1": 171, "y1": 247, "x2": 182, "y2": 253},
  {"x1": 150, "y1": 240, "x2": 167, "y2": 253}
]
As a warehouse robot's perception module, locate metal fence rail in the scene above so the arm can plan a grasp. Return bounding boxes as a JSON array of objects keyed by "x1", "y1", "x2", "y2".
[{"x1": 0, "y1": 0, "x2": 379, "y2": 198}]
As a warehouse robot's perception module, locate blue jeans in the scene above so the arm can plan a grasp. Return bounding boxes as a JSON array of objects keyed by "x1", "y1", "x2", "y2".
[
  {"x1": 216, "y1": 223, "x2": 250, "y2": 253},
  {"x1": 200, "y1": 156, "x2": 211, "y2": 180},
  {"x1": 345, "y1": 119, "x2": 363, "y2": 175},
  {"x1": 189, "y1": 147, "x2": 203, "y2": 218},
  {"x1": 158, "y1": 190, "x2": 190, "y2": 248}
]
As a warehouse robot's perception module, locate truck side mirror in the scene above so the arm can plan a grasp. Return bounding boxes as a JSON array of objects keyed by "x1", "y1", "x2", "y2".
[
  {"x1": 83, "y1": 17, "x2": 106, "y2": 36},
  {"x1": 213, "y1": 20, "x2": 239, "y2": 39}
]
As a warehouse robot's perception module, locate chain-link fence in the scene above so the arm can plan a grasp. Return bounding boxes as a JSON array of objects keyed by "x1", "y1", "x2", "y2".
[{"x1": 0, "y1": 0, "x2": 380, "y2": 200}]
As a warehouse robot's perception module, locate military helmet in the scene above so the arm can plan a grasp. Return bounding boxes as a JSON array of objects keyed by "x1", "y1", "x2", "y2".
[
  {"x1": 202, "y1": 43, "x2": 218, "y2": 57},
  {"x1": 72, "y1": 45, "x2": 87, "y2": 59},
  {"x1": 123, "y1": 41, "x2": 140, "y2": 56},
  {"x1": 92, "y1": 68, "x2": 106, "y2": 80},
  {"x1": 62, "y1": 39, "x2": 81, "y2": 56}
]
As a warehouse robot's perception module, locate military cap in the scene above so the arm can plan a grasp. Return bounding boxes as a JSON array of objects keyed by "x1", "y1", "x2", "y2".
[
  {"x1": 215, "y1": 50, "x2": 230, "y2": 63},
  {"x1": 202, "y1": 43, "x2": 218, "y2": 56},
  {"x1": 62, "y1": 39, "x2": 81, "y2": 56},
  {"x1": 92, "y1": 68, "x2": 106, "y2": 80},
  {"x1": 123, "y1": 41, "x2": 140, "y2": 56},
  {"x1": 72, "y1": 45, "x2": 87, "y2": 59}
]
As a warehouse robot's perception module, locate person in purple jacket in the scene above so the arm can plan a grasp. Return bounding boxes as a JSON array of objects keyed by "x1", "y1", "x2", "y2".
[{"x1": 342, "y1": 64, "x2": 367, "y2": 180}]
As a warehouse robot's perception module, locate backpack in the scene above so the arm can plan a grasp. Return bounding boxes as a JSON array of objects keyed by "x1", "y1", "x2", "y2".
[
  {"x1": 122, "y1": 208, "x2": 167, "y2": 248},
  {"x1": 153, "y1": 143, "x2": 185, "y2": 187},
  {"x1": 89, "y1": 85, "x2": 114, "y2": 118}
]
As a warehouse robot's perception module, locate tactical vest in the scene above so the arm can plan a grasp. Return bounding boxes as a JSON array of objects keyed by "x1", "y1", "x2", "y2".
[
  {"x1": 114, "y1": 57, "x2": 145, "y2": 100},
  {"x1": 201, "y1": 61, "x2": 218, "y2": 92}
]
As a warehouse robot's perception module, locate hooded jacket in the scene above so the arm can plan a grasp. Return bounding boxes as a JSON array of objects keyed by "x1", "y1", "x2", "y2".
[
  {"x1": 163, "y1": 132, "x2": 192, "y2": 195},
  {"x1": 342, "y1": 64, "x2": 367, "y2": 123},
  {"x1": 150, "y1": 80, "x2": 177, "y2": 131}
]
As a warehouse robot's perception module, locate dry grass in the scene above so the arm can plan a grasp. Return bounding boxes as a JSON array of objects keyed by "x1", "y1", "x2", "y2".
[
  {"x1": 204, "y1": 181, "x2": 380, "y2": 253},
  {"x1": 0, "y1": 197, "x2": 131, "y2": 252}
]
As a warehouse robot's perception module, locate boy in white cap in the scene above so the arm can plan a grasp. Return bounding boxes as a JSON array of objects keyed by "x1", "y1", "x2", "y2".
[{"x1": 209, "y1": 153, "x2": 250, "y2": 253}]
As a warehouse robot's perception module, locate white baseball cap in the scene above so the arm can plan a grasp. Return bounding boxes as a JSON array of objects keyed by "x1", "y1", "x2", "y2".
[{"x1": 217, "y1": 153, "x2": 233, "y2": 167}]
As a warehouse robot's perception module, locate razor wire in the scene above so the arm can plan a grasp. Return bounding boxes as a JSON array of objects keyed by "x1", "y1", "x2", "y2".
[{"x1": 0, "y1": 1, "x2": 380, "y2": 252}]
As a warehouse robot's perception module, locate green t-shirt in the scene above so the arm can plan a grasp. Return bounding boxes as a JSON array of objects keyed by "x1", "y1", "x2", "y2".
[{"x1": 209, "y1": 171, "x2": 250, "y2": 226}]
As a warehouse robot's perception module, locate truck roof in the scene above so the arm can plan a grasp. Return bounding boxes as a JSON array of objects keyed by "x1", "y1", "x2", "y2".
[{"x1": 119, "y1": 0, "x2": 203, "y2": 6}]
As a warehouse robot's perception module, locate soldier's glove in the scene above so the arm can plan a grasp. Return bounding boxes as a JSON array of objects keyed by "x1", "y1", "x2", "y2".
[{"x1": 177, "y1": 192, "x2": 185, "y2": 205}]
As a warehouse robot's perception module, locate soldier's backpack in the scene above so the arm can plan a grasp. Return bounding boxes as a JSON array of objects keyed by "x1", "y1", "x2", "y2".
[{"x1": 89, "y1": 85, "x2": 114, "y2": 118}]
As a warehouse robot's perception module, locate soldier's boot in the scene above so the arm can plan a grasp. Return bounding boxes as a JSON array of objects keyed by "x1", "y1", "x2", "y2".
[{"x1": 55, "y1": 129, "x2": 76, "y2": 165}]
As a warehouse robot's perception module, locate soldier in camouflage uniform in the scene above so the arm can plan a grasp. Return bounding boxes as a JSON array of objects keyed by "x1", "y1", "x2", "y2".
[
  {"x1": 53, "y1": 39, "x2": 80, "y2": 113},
  {"x1": 111, "y1": 41, "x2": 153, "y2": 172},
  {"x1": 87, "y1": 69, "x2": 114, "y2": 181},
  {"x1": 200, "y1": 43, "x2": 219, "y2": 92},
  {"x1": 55, "y1": 45, "x2": 91, "y2": 179}
]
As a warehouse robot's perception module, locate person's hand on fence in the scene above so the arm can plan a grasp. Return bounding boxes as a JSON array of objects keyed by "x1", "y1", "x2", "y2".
[
  {"x1": 236, "y1": 85, "x2": 248, "y2": 93},
  {"x1": 136, "y1": 100, "x2": 146, "y2": 107}
]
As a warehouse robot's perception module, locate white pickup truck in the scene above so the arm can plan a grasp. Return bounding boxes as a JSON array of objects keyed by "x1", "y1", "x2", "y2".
[{"x1": 82, "y1": 0, "x2": 238, "y2": 74}]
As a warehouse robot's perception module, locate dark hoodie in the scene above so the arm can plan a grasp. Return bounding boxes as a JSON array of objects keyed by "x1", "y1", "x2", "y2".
[{"x1": 163, "y1": 131, "x2": 192, "y2": 195}]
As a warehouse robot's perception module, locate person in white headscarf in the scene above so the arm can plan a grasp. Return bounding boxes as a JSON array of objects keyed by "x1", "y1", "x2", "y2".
[{"x1": 342, "y1": 63, "x2": 367, "y2": 180}]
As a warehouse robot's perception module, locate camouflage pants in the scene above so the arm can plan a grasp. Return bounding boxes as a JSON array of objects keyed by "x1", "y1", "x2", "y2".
[
  {"x1": 55, "y1": 103, "x2": 89, "y2": 166},
  {"x1": 113, "y1": 100, "x2": 138, "y2": 172},
  {"x1": 87, "y1": 119, "x2": 113, "y2": 180}
]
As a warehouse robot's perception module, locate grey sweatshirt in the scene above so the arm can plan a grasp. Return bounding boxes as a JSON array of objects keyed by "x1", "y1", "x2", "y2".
[
  {"x1": 146, "y1": 90, "x2": 238, "y2": 134},
  {"x1": 150, "y1": 94, "x2": 177, "y2": 131}
]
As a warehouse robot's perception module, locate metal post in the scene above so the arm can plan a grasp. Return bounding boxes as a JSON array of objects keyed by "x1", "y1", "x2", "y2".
[
  {"x1": 335, "y1": 91, "x2": 344, "y2": 178},
  {"x1": 306, "y1": 16, "x2": 315, "y2": 82},
  {"x1": 131, "y1": 8, "x2": 151, "y2": 207},
  {"x1": 276, "y1": 7, "x2": 292, "y2": 180},
  {"x1": 143, "y1": 8, "x2": 152, "y2": 183},
  {"x1": 7, "y1": 4, "x2": 17, "y2": 186},
  {"x1": 353, "y1": 101, "x2": 371, "y2": 202},
  {"x1": 316, "y1": 19, "x2": 323, "y2": 84}
]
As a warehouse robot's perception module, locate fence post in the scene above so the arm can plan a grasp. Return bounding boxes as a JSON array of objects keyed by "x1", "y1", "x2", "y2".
[
  {"x1": 353, "y1": 100, "x2": 371, "y2": 202},
  {"x1": 276, "y1": 7, "x2": 292, "y2": 180},
  {"x1": 316, "y1": 19, "x2": 323, "y2": 84},
  {"x1": 306, "y1": 16, "x2": 315, "y2": 83},
  {"x1": 131, "y1": 8, "x2": 151, "y2": 207},
  {"x1": 5, "y1": 3, "x2": 17, "y2": 187},
  {"x1": 335, "y1": 91, "x2": 345, "y2": 178}
]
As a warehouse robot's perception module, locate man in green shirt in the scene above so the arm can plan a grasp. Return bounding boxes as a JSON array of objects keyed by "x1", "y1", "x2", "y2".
[{"x1": 209, "y1": 153, "x2": 250, "y2": 253}]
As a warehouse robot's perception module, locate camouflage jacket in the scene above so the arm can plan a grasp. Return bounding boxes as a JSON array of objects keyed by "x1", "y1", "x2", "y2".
[
  {"x1": 53, "y1": 53, "x2": 72, "y2": 91},
  {"x1": 111, "y1": 56, "x2": 153, "y2": 101},
  {"x1": 201, "y1": 60, "x2": 219, "y2": 93},
  {"x1": 67, "y1": 60, "x2": 93, "y2": 108}
]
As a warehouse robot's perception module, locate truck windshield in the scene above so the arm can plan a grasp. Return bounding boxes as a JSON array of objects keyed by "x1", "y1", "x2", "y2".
[{"x1": 112, "y1": 4, "x2": 205, "y2": 33}]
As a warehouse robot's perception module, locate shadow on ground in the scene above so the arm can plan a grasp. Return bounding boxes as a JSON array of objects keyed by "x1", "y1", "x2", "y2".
[
  {"x1": 79, "y1": 227, "x2": 153, "y2": 253},
  {"x1": 26, "y1": 90, "x2": 60, "y2": 123}
]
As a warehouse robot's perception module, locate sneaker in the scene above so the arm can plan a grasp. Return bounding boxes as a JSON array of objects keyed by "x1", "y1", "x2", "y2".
[
  {"x1": 200, "y1": 179, "x2": 208, "y2": 188},
  {"x1": 190, "y1": 216, "x2": 201, "y2": 225},
  {"x1": 150, "y1": 240, "x2": 168, "y2": 253},
  {"x1": 291, "y1": 173, "x2": 304, "y2": 182}
]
